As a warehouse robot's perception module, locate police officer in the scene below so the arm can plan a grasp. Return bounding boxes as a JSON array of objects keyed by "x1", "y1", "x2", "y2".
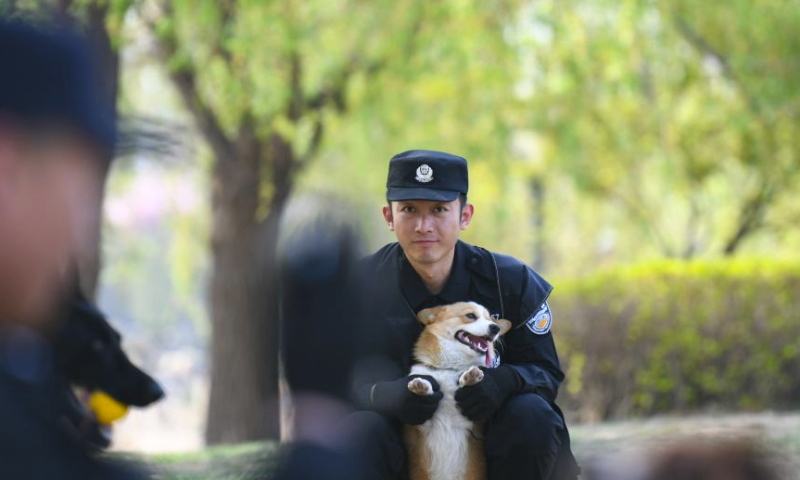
[
  {"x1": 350, "y1": 150, "x2": 580, "y2": 480},
  {"x1": 0, "y1": 19, "x2": 145, "y2": 479}
]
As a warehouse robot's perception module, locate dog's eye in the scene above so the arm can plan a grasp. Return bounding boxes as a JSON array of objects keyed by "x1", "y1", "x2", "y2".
[{"x1": 465, "y1": 313, "x2": 477, "y2": 320}]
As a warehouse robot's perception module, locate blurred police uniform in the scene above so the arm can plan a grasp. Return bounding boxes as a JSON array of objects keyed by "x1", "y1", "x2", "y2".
[
  {"x1": 0, "y1": 19, "x2": 146, "y2": 479},
  {"x1": 351, "y1": 150, "x2": 580, "y2": 480}
]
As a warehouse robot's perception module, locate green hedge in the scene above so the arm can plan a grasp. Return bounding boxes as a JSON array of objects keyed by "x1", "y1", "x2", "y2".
[{"x1": 549, "y1": 258, "x2": 800, "y2": 422}]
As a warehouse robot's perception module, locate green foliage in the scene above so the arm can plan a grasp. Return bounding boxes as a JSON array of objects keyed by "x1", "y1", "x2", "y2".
[
  {"x1": 513, "y1": 0, "x2": 800, "y2": 258},
  {"x1": 552, "y1": 258, "x2": 800, "y2": 421},
  {"x1": 119, "y1": 0, "x2": 800, "y2": 270},
  {"x1": 134, "y1": 0, "x2": 541, "y2": 258}
]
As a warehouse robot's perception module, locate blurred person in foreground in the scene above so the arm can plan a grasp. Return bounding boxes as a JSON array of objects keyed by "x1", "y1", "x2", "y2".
[
  {"x1": 0, "y1": 19, "x2": 145, "y2": 479},
  {"x1": 271, "y1": 204, "x2": 365, "y2": 480}
]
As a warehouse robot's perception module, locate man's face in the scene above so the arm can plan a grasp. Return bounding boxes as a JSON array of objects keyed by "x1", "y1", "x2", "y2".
[
  {"x1": 0, "y1": 126, "x2": 103, "y2": 327},
  {"x1": 382, "y1": 198, "x2": 474, "y2": 267}
]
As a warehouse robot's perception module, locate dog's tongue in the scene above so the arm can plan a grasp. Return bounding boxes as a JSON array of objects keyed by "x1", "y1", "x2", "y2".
[{"x1": 470, "y1": 336, "x2": 491, "y2": 366}]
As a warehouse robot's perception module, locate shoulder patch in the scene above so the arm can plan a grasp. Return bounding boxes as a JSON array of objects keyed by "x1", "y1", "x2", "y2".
[{"x1": 526, "y1": 301, "x2": 552, "y2": 335}]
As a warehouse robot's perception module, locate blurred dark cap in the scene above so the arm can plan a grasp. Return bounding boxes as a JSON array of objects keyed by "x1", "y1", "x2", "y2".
[
  {"x1": 386, "y1": 149, "x2": 469, "y2": 202},
  {"x1": 0, "y1": 19, "x2": 116, "y2": 152}
]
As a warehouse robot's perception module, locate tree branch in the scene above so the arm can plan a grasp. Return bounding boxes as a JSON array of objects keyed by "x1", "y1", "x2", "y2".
[
  {"x1": 296, "y1": 116, "x2": 324, "y2": 168},
  {"x1": 143, "y1": 3, "x2": 233, "y2": 159},
  {"x1": 303, "y1": 55, "x2": 382, "y2": 113},
  {"x1": 275, "y1": 4, "x2": 428, "y2": 186},
  {"x1": 673, "y1": 15, "x2": 761, "y2": 115},
  {"x1": 214, "y1": 0, "x2": 237, "y2": 65},
  {"x1": 303, "y1": 3, "x2": 425, "y2": 114},
  {"x1": 723, "y1": 182, "x2": 773, "y2": 255},
  {"x1": 170, "y1": 67, "x2": 233, "y2": 159},
  {"x1": 287, "y1": 51, "x2": 303, "y2": 121}
]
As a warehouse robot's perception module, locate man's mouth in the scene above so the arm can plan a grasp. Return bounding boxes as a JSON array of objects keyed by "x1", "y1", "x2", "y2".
[{"x1": 455, "y1": 330, "x2": 491, "y2": 354}]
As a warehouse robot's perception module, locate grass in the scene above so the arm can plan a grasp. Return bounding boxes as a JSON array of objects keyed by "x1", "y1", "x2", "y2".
[
  {"x1": 124, "y1": 442, "x2": 280, "y2": 480},
  {"x1": 126, "y1": 411, "x2": 800, "y2": 479}
]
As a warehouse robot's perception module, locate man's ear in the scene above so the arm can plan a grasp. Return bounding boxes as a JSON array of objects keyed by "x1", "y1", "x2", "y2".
[
  {"x1": 459, "y1": 203, "x2": 474, "y2": 230},
  {"x1": 495, "y1": 319, "x2": 512, "y2": 336},
  {"x1": 382, "y1": 205, "x2": 394, "y2": 231},
  {"x1": 417, "y1": 307, "x2": 442, "y2": 325}
]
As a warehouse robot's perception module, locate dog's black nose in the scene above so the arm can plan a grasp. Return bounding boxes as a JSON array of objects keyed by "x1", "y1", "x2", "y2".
[{"x1": 488, "y1": 324, "x2": 500, "y2": 336}]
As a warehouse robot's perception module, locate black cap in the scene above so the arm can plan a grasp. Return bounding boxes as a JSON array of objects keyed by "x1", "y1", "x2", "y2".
[
  {"x1": 386, "y1": 150, "x2": 469, "y2": 202},
  {"x1": 0, "y1": 20, "x2": 116, "y2": 151}
]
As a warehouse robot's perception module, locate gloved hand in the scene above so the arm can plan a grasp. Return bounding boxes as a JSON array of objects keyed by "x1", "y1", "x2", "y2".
[
  {"x1": 455, "y1": 365, "x2": 521, "y2": 421},
  {"x1": 370, "y1": 375, "x2": 443, "y2": 425}
]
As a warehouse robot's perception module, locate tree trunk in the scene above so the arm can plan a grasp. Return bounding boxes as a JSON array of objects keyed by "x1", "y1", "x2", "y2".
[{"x1": 204, "y1": 132, "x2": 285, "y2": 444}]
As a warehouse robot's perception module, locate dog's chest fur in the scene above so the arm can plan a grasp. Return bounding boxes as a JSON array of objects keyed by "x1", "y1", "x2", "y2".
[{"x1": 409, "y1": 364, "x2": 475, "y2": 480}]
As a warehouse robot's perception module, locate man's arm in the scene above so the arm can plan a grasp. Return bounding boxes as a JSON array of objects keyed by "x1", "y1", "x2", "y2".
[
  {"x1": 502, "y1": 304, "x2": 564, "y2": 403},
  {"x1": 350, "y1": 253, "x2": 443, "y2": 424},
  {"x1": 456, "y1": 259, "x2": 564, "y2": 420},
  {"x1": 502, "y1": 262, "x2": 564, "y2": 403}
]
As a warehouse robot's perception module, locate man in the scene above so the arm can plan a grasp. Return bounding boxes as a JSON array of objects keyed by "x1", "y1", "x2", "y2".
[
  {"x1": 0, "y1": 19, "x2": 144, "y2": 479},
  {"x1": 351, "y1": 150, "x2": 580, "y2": 480}
]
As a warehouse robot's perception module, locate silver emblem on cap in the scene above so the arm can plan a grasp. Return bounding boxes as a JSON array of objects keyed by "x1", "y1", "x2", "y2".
[{"x1": 415, "y1": 164, "x2": 433, "y2": 183}]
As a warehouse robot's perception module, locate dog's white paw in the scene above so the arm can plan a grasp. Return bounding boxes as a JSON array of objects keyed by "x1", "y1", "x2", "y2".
[
  {"x1": 459, "y1": 366, "x2": 484, "y2": 387},
  {"x1": 408, "y1": 377, "x2": 434, "y2": 396}
]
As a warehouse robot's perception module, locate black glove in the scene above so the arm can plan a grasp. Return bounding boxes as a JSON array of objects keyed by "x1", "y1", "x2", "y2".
[
  {"x1": 455, "y1": 365, "x2": 521, "y2": 421},
  {"x1": 370, "y1": 375, "x2": 443, "y2": 425}
]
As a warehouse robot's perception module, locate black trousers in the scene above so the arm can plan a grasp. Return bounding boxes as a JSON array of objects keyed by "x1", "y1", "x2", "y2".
[{"x1": 346, "y1": 393, "x2": 566, "y2": 480}]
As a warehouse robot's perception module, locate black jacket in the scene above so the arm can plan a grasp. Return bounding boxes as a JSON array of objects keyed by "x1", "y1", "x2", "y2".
[
  {"x1": 352, "y1": 240, "x2": 579, "y2": 479},
  {"x1": 353, "y1": 240, "x2": 563, "y2": 403}
]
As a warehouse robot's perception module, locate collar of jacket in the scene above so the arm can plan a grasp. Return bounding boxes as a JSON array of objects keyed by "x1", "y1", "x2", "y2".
[
  {"x1": 371, "y1": 240, "x2": 496, "y2": 278},
  {"x1": 368, "y1": 240, "x2": 505, "y2": 317}
]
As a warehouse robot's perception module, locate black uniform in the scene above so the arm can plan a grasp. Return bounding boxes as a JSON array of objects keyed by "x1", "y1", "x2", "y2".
[{"x1": 350, "y1": 240, "x2": 579, "y2": 480}]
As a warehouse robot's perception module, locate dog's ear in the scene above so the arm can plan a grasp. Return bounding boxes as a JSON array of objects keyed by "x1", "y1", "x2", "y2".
[
  {"x1": 495, "y1": 319, "x2": 512, "y2": 336},
  {"x1": 417, "y1": 307, "x2": 442, "y2": 325}
]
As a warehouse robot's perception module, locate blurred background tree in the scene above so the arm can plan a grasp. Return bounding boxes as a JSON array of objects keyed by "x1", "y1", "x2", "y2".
[{"x1": 513, "y1": 0, "x2": 800, "y2": 262}]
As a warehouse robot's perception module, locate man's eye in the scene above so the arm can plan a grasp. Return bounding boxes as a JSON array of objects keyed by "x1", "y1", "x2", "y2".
[
  {"x1": 434, "y1": 206, "x2": 447, "y2": 213},
  {"x1": 400, "y1": 206, "x2": 415, "y2": 213},
  {"x1": 465, "y1": 313, "x2": 477, "y2": 320}
]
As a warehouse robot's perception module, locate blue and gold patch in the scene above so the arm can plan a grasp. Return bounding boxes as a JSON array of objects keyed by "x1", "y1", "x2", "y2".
[{"x1": 526, "y1": 302, "x2": 552, "y2": 335}]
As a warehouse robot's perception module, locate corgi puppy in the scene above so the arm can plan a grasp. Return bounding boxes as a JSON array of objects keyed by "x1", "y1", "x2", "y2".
[{"x1": 405, "y1": 301, "x2": 512, "y2": 480}]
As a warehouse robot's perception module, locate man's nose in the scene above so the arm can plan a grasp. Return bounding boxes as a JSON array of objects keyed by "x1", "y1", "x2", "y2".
[
  {"x1": 488, "y1": 324, "x2": 500, "y2": 336},
  {"x1": 416, "y1": 215, "x2": 434, "y2": 232}
]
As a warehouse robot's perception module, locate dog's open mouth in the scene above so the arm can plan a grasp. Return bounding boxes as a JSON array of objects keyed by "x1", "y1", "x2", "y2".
[{"x1": 455, "y1": 330, "x2": 491, "y2": 354}]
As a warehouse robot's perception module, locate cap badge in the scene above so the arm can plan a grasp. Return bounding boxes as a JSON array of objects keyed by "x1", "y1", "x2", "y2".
[{"x1": 415, "y1": 164, "x2": 433, "y2": 183}]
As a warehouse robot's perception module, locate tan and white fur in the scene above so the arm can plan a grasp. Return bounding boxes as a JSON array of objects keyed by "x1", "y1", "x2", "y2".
[{"x1": 405, "y1": 302, "x2": 512, "y2": 480}]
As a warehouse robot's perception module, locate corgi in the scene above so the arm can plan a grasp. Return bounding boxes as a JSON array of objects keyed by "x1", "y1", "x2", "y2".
[{"x1": 405, "y1": 301, "x2": 512, "y2": 480}]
